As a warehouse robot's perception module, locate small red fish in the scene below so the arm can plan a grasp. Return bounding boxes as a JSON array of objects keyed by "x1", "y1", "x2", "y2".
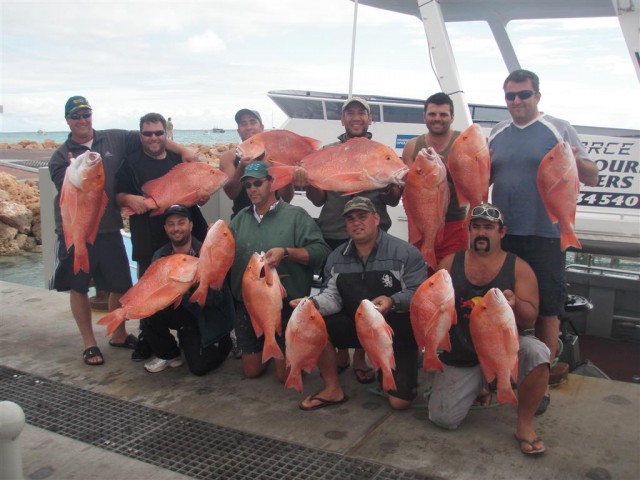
[
  {"x1": 410, "y1": 269, "x2": 457, "y2": 372},
  {"x1": 448, "y1": 124, "x2": 490, "y2": 212},
  {"x1": 402, "y1": 147, "x2": 450, "y2": 268},
  {"x1": 60, "y1": 150, "x2": 108, "y2": 274},
  {"x1": 469, "y1": 288, "x2": 519, "y2": 405},
  {"x1": 189, "y1": 220, "x2": 235, "y2": 307},
  {"x1": 241, "y1": 252, "x2": 287, "y2": 363},
  {"x1": 355, "y1": 299, "x2": 396, "y2": 393},
  {"x1": 121, "y1": 162, "x2": 228, "y2": 217},
  {"x1": 97, "y1": 254, "x2": 198, "y2": 336},
  {"x1": 284, "y1": 297, "x2": 329, "y2": 393},
  {"x1": 537, "y1": 141, "x2": 581, "y2": 251}
]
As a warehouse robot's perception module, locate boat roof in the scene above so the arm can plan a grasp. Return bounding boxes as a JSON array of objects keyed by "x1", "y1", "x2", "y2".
[{"x1": 354, "y1": 0, "x2": 616, "y2": 22}]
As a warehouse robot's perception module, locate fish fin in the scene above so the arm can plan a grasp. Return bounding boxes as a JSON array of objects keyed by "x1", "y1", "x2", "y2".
[
  {"x1": 87, "y1": 192, "x2": 108, "y2": 245},
  {"x1": 97, "y1": 309, "x2": 127, "y2": 336},
  {"x1": 279, "y1": 283, "x2": 287, "y2": 299},
  {"x1": 268, "y1": 165, "x2": 295, "y2": 191},
  {"x1": 148, "y1": 192, "x2": 200, "y2": 216},
  {"x1": 172, "y1": 296, "x2": 182, "y2": 309},
  {"x1": 73, "y1": 243, "x2": 90, "y2": 275},
  {"x1": 381, "y1": 370, "x2": 397, "y2": 393},
  {"x1": 406, "y1": 217, "x2": 423, "y2": 248},
  {"x1": 262, "y1": 337, "x2": 285, "y2": 363},
  {"x1": 439, "y1": 330, "x2": 452, "y2": 353},
  {"x1": 496, "y1": 382, "x2": 518, "y2": 405},
  {"x1": 560, "y1": 225, "x2": 582, "y2": 251},
  {"x1": 284, "y1": 370, "x2": 304, "y2": 393},
  {"x1": 188, "y1": 283, "x2": 207, "y2": 308},
  {"x1": 303, "y1": 136, "x2": 323, "y2": 151},
  {"x1": 422, "y1": 355, "x2": 444, "y2": 372}
]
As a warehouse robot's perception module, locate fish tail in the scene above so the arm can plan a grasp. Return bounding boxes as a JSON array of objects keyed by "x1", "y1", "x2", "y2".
[
  {"x1": 284, "y1": 370, "x2": 303, "y2": 393},
  {"x1": 74, "y1": 243, "x2": 90, "y2": 274},
  {"x1": 188, "y1": 284, "x2": 207, "y2": 308},
  {"x1": 96, "y1": 309, "x2": 127, "y2": 336},
  {"x1": 422, "y1": 354, "x2": 444, "y2": 372},
  {"x1": 262, "y1": 337, "x2": 285, "y2": 363},
  {"x1": 268, "y1": 165, "x2": 294, "y2": 191},
  {"x1": 560, "y1": 225, "x2": 582, "y2": 252},
  {"x1": 382, "y1": 369, "x2": 397, "y2": 393},
  {"x1": 496, "y1": 383, "x2": 518, "y2": 405}
]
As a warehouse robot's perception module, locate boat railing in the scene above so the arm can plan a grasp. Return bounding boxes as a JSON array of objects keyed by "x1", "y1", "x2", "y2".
[{"x1": 566, "y1": 263, "x2": 640, "y2": 280}]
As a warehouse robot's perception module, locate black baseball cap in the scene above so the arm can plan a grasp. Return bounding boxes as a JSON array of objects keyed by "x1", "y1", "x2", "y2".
[{"x1": 163, "y1": 204, "x2": 192, "y2": 222}]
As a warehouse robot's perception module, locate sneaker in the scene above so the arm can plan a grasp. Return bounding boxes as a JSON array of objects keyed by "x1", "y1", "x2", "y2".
[{"x1": 144, "y1": 356, "x2": 183, "y2": 373}]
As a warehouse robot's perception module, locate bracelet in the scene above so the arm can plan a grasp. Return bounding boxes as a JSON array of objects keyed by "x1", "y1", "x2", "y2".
[{"x1": 282, "y1": 247, "x2": 289, "y2": 258}]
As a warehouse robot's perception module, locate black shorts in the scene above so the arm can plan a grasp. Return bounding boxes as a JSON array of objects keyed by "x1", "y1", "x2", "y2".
[
  {"x1": 324, "y1": 311, "x2": 418, "y2": 401},
  {"x1": 50, "y1": 231, "x2": 133, "y2": 294}
]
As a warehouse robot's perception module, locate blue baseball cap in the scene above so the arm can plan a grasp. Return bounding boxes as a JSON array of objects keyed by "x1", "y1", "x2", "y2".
[{"x1": 240, "y1": 161, "x2": 270, "y2": 181}]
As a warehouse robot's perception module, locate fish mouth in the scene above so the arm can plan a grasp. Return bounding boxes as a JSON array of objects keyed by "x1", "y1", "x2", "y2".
[{"x1": 84, "y1": 152, "x2": 102, "y2": 166}]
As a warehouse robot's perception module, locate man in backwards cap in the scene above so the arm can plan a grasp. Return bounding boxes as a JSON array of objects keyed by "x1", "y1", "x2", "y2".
[
  {"x1": 49, "y1": 95, "x2": 198, "y2": 366},
  {"x1": 294, "y1": 196, "x2": 427, "y2": 411},
  {"x1": 227, "y1": 161, "x2": 330, "y2": 382},
  {"x1": 432, "y1": 202, "x2": 550, "y2": 455}
]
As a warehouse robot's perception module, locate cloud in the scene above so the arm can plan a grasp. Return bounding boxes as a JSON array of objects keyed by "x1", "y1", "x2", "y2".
[{"x1": 185, "y1": 31, "x2": 226, "y2": 54}]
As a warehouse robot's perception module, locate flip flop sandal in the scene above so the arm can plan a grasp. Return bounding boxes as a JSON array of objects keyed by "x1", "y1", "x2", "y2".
[
  {"x1": 354, "y1": 367, "x2": 376, "y2": 384},
  {"x1": 299, "y1": 393, "x2": 349, "y2": 411},
  {"x1": 109, "y1": 334, "x2": 139, "y2": 349},
  {"x1": 514, "y1": 435, "x2": 546, "y2": 455},
  {"x1": 83, "y1": 346, "x2": 104, "y2": 366}
]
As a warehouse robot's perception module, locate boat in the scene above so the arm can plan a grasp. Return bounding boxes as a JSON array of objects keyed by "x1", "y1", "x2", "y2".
[{"x1": 212, "y1": 127, "x2": 225, "y2": 133}]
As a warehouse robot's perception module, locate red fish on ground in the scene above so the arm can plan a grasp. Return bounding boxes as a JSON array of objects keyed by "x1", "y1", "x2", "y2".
[
  {"x1": 60, "y1": 150, "x2": 108, "y2": 274},
  {"x1": 447, "y1": 123, "x2": 490, "y2": 212},
  {"x1": 238, "y1": 129, "x2": 322, "y2": 165},
  {"x1": 410, "y1": 269, "x2": 457, "y2": 372},
  {"x1": 537, "y1": 141, "x2": 582, "y2": 251},
  {"x1": 355, "y1": 299, "x2": 397, "y2": 393},
  {"x1": 269, "y1": 137, "x2": 409, "y2": 194},
  {"x1": 241, "y1": 252, "x2": 287, "y2": 363},
  {"x1": 469, "y1": 288, "x2": 519, "y2": 405},
  {"x1": 189, "y1": 219, "x2": 235, "y2": 307},
  {"x1": 284, "y1": 297, "x2": 329, "y2": 393},
  {"x1": 97, "y1": 254, "x2": 199, "y2": 336},
  {"x1": 121, "y1": 162, "x2": 228, "y2": 217},
  {"x1": 402, "y1": 147, "x2": 450, "y2": 268}
]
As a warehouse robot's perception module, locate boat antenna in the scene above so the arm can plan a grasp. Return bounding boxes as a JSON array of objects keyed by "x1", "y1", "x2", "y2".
[{"x1": 347, "y1": 0, "x2": 359, "y2": 98}]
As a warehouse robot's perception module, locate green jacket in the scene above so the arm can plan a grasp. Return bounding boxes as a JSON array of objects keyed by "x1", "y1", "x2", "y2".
[{"x1": 229, "y1": 201, "x2": 330, "y2": 302}]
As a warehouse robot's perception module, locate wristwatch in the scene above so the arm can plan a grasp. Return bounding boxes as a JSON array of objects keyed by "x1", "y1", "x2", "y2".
[
  {"x1": 390, "y1": 298, "x2": 397, "y2": 311},
  {"x1": 282, "y1": 247, "x2": 289, "y2": 258}
]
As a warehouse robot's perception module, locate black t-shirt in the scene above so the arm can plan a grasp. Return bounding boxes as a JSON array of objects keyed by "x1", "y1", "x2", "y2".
[{"x1": 115, "y1": 150, "x2": 208, "y2": 263}]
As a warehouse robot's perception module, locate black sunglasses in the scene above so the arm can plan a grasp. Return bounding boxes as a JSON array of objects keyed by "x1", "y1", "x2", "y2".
[
  {"x1": 243, "y1": 179, "x2": 268, "y2": 189},
  {"x1": 505, "y1": 90, "x2": 535, "y2": 101},
  {"x1": 68, "y1": 112, "x2": 92, "y2": 120},
  {"x1": 141, "y1": 130, "x2": 166, "y2": 137}
]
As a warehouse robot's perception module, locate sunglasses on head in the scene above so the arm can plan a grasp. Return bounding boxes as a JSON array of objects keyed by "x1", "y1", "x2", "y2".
[
  {"x1": 141, "y1": 130, "x2": 165, "y2": 137},
  {"x1": 505, "y1": 90, "x2": 535, "y2": 101},
  {"x1": 243, "y1": 179, "x2": 270, "y2": 189},
  {"x1": 471, "y1": 205, "x2": 504, "y2": 222},
  {"x1": 68, "y1": 112, "x2": 92, "y2": 120}
]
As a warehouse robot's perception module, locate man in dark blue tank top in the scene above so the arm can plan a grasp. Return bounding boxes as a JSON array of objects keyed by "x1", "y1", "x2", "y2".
[{"x1": 430, "y1": 203, "x2": 551, "y2": 455}]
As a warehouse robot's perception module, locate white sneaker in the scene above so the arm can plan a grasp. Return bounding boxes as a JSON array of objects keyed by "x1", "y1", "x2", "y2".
[{"x1": 144, "y1": 356, "x2": 183, "y2": 373}]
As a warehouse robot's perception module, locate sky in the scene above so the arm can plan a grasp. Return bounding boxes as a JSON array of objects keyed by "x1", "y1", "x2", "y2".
[{"x1": 1, "y1": 0, "x2": 638, "y2": 133}]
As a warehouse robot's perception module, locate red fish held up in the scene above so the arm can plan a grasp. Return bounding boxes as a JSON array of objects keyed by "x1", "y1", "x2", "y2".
[
  {"x1": 97, "y1": 254, "x2": 199, "y2": 336},
  {"x1": 238, "y1": 129, "x2": 322, "y2": 165},
  {"x1": 269, "y1": 137, "x2": 408, "y2": 194},
  {"x1": 189, "y1": 220, "x2": 235, "y2": 307},
  {"x1": 284, "y1": 297, "x2": 329, "y2": 393},
  {"x1": 410, "y1": 269, "x2": 457, "y2": 372},
  {"x1": 402, "y1": 147, "x2": 450, "y2": 268},
  {"x1": 60, "y1": 150, "x2": 108, "y2": 274},
  {"x1": 447, "y1": 123, "x2": 490, "y2": 212},
  {"x1": 121, "y1": 162, "x2": 228, "y2": 217},
  {"x1": 469, "y1": 288, "x2": 519, "y2": 405},
  {"x1": 355, "y1": 299, "x2": 397, "y2": 393},
  {"x1": 241, "y1": 252, "x2": 287, "y2": 363},
  {"x1": 537, "y1": 141, "x2": 582, "y2": 251}
]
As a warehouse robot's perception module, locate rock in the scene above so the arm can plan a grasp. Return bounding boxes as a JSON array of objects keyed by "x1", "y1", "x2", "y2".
[
  {"x1": 0, "y1": 221, "x2": 18, "y2": 241},
  {"x1": 15, "y1": 232, "x2": 27, "y2": 249},
  {"x1": 31, "y1": 213, "x2": 42, "y2": 243},
  {"x1": 0, "y1": 173, "x2": 40, "y2": 214},
  {"x1": 0, "y1": 238, "x2": 20, "y2": 255},
  {"x1": 0, "y1": 200, "x2": 33, "y2": 234},
  {"x1": 23, "y1": 236, "x2": 39, "y2": 252}
]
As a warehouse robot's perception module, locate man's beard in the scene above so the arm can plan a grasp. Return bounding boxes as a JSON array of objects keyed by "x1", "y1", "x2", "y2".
[
  {"x1": 472, "y1": 236, "x2": 491, "y2": 253},
  {"x1": 172, "y1": 234, "x2": 190, "y2": 247}
]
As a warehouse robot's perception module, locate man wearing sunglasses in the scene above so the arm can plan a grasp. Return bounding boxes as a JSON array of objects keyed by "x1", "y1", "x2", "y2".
[
  {"x1": 488, "y1": 70, "x2": 599, "y2": 414},
  {"x1": 227, "y1": 161, "x2": 330, "y2": 382},
  {"x1": 401, "y1": 92, "x2": 469, "y2": 268},
  {"x1": 49, "y1": 96, "x2": 199, "y2": 367},
  {"x1": 430, "y1": 203, "x2": 550, "y2": 455}
]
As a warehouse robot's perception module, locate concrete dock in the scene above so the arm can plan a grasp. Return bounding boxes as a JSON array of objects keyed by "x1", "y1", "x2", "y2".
[{"x1": 1, "y1": 280, "x2": 639, "y2": 480}]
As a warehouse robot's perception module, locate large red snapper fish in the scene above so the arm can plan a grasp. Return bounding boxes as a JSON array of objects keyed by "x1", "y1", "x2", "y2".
[
  {"x1": 410, "y1": 269, "x2": 457, "y2": 372},
  {"x1": 269, "y1": 137, "x2": 409, "y2": 194},
  {"x1": 537, "y1": 141, "x2": 582, "y2": 251},
  {"x1": 97, "y1": 254, "x2": 199, "y2": 336},
  {"x1": 447, "y1": 124, "x2": 490, "y2": 212},
  {"x1": 402, "y1": 147, "x2": 450, "y2": 268},
  {"x1": 469, "y1": 288, "x2": 519, "y2": 405},
  {"x1": 60, "y1": 150, "x2": 108, "y2": 274},
  {"x1": 241, "y1": 252, "x2": 287, "y2": 363},
  {"x1": 121, "y1": 162, "x2": 228, "y2": 217},
  {"x1": 284, "y1": 297, "x2": 329, "y2": 393},
  {"x1": 238, "y1": 129, "x2": 322, "y2": 165},
  {"x1": 355, "y1": 299, "x2": 397, "y2": 393},
  {"x1": 189, "y1": 219, "x2": 235, "y2": 307}
]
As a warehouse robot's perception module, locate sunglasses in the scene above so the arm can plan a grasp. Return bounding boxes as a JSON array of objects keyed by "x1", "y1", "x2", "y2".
[
  {"x1": 243, "y1": 179, "x2": 269, "y2": 189},
  {"x1": 68, "y1": 112, "x2": 92, "y2": 120},
  {"x1": 505, "y1": 90, "x2": 535, "y2": 101},
  {"x1": 471, "y1": 205, "x2": 504, "y2": 223},
  {"x1": 141, "y1": 130, "x2": 165, "y2": 137}
]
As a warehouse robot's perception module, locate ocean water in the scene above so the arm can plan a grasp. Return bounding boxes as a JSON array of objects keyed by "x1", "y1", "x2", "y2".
[{"x1": 0, "y1": 129, "x2": 240, "y2": 146}]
